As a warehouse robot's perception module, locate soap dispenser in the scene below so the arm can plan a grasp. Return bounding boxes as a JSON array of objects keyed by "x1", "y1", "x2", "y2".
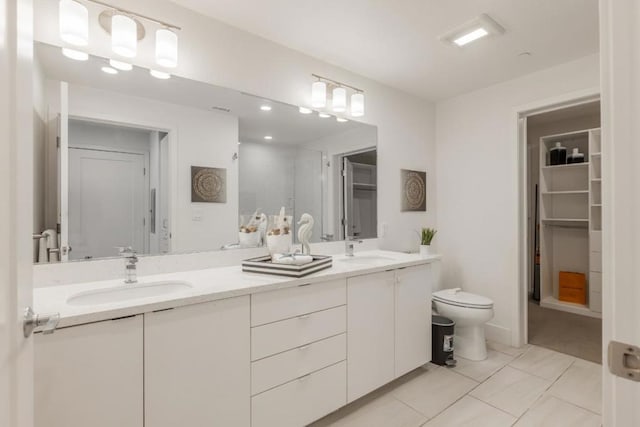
[
  {"x1": 567, "y1": 148, "x2": 585, "y2": 164},
  {"x1": 549, "y1": 142, "x2": 567, "y2": 166}
]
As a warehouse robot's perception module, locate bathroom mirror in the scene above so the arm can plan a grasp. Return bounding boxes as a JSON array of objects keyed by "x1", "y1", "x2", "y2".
[{"x1": 32, "y1": 42, "x2": 377, "y2": 263}]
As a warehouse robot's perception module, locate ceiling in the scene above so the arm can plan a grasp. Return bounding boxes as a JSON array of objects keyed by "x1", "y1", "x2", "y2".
[
  {"x1": 36, "y1": 42, "x2": 372, "y2": 145},
  {"x1": 168, "y1": 0, "x2": 599, "y2": 101}
]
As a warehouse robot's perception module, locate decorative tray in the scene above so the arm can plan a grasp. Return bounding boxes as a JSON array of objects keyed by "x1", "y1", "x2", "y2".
[{"x1": 241, "y1": 255, "x2": 333, "y2": 278}]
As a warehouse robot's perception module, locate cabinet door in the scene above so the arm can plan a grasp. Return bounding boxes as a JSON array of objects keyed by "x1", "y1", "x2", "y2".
[
  {"x1": 144, "y1": 296, "x2": 250, "y2": 427},
  {"x1": 35, "y1": 315, "x2": 144, "y2": 427},
  {"x1": 395, "y1": 264, "x2": 432, "y2": 377},
  {"x1": 347, "y1": 270, "x2": 395, "y2": 402}
]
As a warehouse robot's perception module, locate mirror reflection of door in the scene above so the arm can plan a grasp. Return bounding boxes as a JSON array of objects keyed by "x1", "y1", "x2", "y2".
[
  {"x1": 66, "y1": 119, "x2": 169, "y2": 260},
  {"x1": 340, "y1": 149, "x2": 377, "y2": 240}
]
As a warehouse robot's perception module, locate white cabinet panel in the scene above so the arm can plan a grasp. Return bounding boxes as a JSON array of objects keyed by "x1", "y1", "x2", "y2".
[
  {"x1": 251, "y1": 279, "x2": 346, "y2": 326},
  {"x1": 145, "y1": 296, "x2": 250, "y2": 427},
  {"x1": 347, "y1": 270, "x2": 395, "y2": 402},
  {"x1": 35, "y1": 316, "x2": 143, "y2": 427},
  {"x1": 251, "y1": 305, "x2": 346, "y2": 361},
  {"x1": 590, "y1": 252, "x2": 602, "y2": 272},
  {"x1": 590, "y1": 272, "x2": 602, "y2": 293},
  {"x1": 590, "y1": 291, "x2": 602, "y2": 313},
  {"x1": 252, "y1": 333, "x2": 346, "y2": 395},
  {"x1": 395, "y1": 264, "x2": 431, "y2": 377},
  {"x1": 252, "y1": 361, "x2": 346, "y2": 427}
]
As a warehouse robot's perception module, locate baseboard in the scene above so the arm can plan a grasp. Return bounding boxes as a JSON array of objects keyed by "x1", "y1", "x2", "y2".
[{"x1": 485, "y1": 322, "x2": 511, "y2": 346}]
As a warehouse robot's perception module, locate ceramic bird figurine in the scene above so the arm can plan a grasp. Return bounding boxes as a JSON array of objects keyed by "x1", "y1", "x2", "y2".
[{"x1": 297, "y1": 213, "x2": 314, "y2": 255}]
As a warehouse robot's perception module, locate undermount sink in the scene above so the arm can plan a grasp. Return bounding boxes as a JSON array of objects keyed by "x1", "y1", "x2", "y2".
[
  {"x1": 67, "y1": 281, "x2": 193, "y2": 306},
  {"x1": 338, "y1": 255, "x2": 397, "y2": 263}
]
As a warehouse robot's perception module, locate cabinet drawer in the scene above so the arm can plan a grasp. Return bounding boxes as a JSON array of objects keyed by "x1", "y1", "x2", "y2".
[
  {"x1": 252, "y1": 306, "x2": 346, "y2": 361},
  {"x1": 590, "y1": 272, "x2": 602, "y2": 293},
  {"x1": 252, "y1": 361, "x2": 346, "y2": 427},
  {"x1": 590, "y1": 231, "x2": 602, "y2": 252},
  {"x1": 252, "y1": 333, "x2": 346, "y2": 395},
  {"x1": 590, "y1": 252, "x2": 602, "y2": 272},
  {"x1": 251, "y1": 279, "x2": 346, "y2": 326}
]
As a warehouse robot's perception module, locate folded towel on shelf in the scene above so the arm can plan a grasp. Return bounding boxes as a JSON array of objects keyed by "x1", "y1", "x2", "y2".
[{"x1": 271, "y1": 253, "x2": 314, "y2": 265}]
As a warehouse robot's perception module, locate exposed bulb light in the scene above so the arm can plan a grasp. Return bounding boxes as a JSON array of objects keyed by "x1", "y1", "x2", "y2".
[
  {"x1": 351, "y1": 93, "x2": 365, "y2": 117},
  {"x1": 264, "y1": 136, "x2": 273, "y2": 140},
  {"x1": 109, "y1": 59, "x2": 132, "y2": 71},
  {"x1": 299, "y1": 107, "x2": 312, "y2": 114},
  {"x1": 332, "y1": 87, "x2": 347, "y2": 112},
  {"x1": 336, "y1": 117, "x2": 348, "y2": 123},
  {"x1": 318, "y1": 112, "x2": 331, "y2": 118},
  {"x1": 112, "y1": 14, "x2": 137, "y2": 58},
  {"x1": 61, "y1": 47, "x2": 88, "y2": 61},
  {"x1": 59, "y1": 0, "x2": 88, "y2": 46},
  {"x1": 453, "y1": 28, "x2": 489, "y2": 46},
  {"x1": 311, "y1": 81, "x2": 327, "y2": 108},
  {"x1": 149, "y1": 69, "x2": 171, "y2": 79},
  {"x1": 155, "y1": 28, "x2": 178, "y2": 68},
  {"x1": 260, "y1": 105, "x2": 272, "y2": 111},
  {"x1": 101, "y1": 66, "x2": 118, "y2": 75}
]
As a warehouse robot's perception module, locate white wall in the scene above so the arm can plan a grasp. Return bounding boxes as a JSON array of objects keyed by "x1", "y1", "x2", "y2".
[
  {"x1": 32, "y1": 54, "x2": 46, "y2": 236},
  {"x1": 435, "y1": 54, "x2": 600, "y2": 345},
  {"x1": 34, "y1": 0, "x2": 436, "y2": 254},
  {"x1": 58, "y1": 84, "x2": 240, "y2": 253}
]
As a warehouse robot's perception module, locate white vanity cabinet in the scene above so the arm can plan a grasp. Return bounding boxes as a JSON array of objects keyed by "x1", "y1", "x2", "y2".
[
  {"x1": 144, "y1": 296, "x2": 251, "y2": 427},
  {"x1": 35, "y1": 315, "x2": 144, "y2": 427},
  {"x1": 347, "y1": 264, "x2": 432, "y2": 402}
]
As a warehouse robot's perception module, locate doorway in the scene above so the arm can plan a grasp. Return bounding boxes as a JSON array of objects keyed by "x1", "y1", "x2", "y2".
[
  {"x1": 520, "y1": 98, "x2": 602, "y2": 363},
  {"x1": 340, "y1": 148, "x2": 377, "y2": 240}
]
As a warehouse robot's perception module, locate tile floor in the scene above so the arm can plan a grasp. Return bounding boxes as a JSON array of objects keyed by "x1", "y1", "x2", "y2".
[{"x1": 311, "y1": 343, "x2": 602, "y2": 427}]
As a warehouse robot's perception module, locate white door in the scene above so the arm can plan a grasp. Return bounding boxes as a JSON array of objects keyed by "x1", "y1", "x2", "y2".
[
  {"x1": 68, "y1": 148, "x2": 147, "y2": 260},
  {"x1": 342, "y1": 157, "x2": 354, "y2": 239},
  {"x1": 1, "y1": 0, "x2": 34, "y2": 425},
  {"x1": 57, "y1": 82, "x2": 69, "y2": 261},
  {"x1": 601, "y1": 1, "x2": 640, "y2": 424}
]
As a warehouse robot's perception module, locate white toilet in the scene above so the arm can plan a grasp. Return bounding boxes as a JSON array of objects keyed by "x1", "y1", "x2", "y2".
[{"x1": 432, "y1": 288, "x2": 494, "y2": 361}]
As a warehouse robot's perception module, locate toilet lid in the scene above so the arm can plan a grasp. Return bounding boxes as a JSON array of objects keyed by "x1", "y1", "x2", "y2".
[{"x1": 433, "y1": 288, "x2": 493, "y2": 309}]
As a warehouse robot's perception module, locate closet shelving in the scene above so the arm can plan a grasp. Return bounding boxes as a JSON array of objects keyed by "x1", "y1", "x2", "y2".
[{"x1": 538, "y1": 128, "x2": 602, "y2": 318}]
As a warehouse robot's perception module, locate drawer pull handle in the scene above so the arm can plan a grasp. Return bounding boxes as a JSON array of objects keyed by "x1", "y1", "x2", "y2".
[
  {"x1": 298, "y1": 314, "x2": 311, "y2": 320},
  {"x1": 299, "y1": 345, "x2": 311, "y2": 351}
]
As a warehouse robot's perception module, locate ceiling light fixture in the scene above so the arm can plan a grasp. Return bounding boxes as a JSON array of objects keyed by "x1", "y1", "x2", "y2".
[
  {"x1": 311, "y1": 80, "x2": 327, "y2": 108},
  {"x1": 59, "y1": 0, "x2": 89, "y2": 46},
  {"x1": 311, "y1": 74, "x2": 365, "y2": 118},
  {"x1": 61, "y1": 47, "x2": 88, "y2": 61},
  {"x1": 318, "y1": 113, "x2": 331, "y2": 118},
  {"x1": 149, "y1": 69, "x2": 171, "y2": 79},
  {"x1": 299, "y1": 107, "x2": 312, "y2": 114},
  {"x1": 112, "y1": 14, "x2": 138, "y2": 57},
  {"x1": 260, "y1": 105, "x2": 272, "y2": 111},
  {"x1": 101, "y1": 66, "x2": 118, "y2": 74},
  {"x1": 109, "y1": 59, "x2": 132, "y2": 71},
  {"x1": 264, "y1": 136, "x2": 273, "y2": 140},
  {"x1": 336, "y1": 117, "x2": 348, "y2": 123},
  {"x1": 156, "y1": 28, "x2": 178, "y2": 68},
  {"x1": 439, "y1": 14, "x2": 504, "y2": 47}
]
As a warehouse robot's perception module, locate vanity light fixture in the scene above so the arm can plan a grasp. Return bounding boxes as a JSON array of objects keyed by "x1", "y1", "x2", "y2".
[
  {"x1": 332, "y1": 87, "x2": 347, "y2": 112},
  {"x1": 149, "y1": 69, "x2": 171, "y2": 79},
  {"x1": 311, "y1": 74, "x2": 365, "y2": 118},
  {"x1": 351, "y1": 92, "x2": 364, "y2": 117},
  {"x1": 101, "y1": 66, "x2": 118, "y2": 74},
  {"x1": 109, "y1": 59, "x2": 132, "y2": 71},
  {"x1": 155, "y1": 28, "x2": 178, "y2": 68},
  {"x1": 61, "y1": 47, "x2": 88, "y2": 61},
  {"x1": 112, "y1": 14, "x2": 138, "y2": 57},
  {"x1": 318, "y1": 112, "x2": 331, "y2": 119},
  {"x1": 439, "y1": 14, "x2": 505, "y2": 47},
  {"x1": 311, "y1": 80, "x2": 327, "y2": 108},
  {"x1": 336, "y1": 117, "x2": 348, "y2": 123},
  {"x1": 260, "y1": 105, "x2": 272, "y2": 111},
  {"x1": 59, "y1": 0, "x2": 89, "y2": 46},
  {"x1": 298, "y1": 107, "x2": 313, "y2": 114}
]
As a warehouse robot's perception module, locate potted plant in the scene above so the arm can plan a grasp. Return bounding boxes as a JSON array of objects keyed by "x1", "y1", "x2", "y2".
[{"x1": 420, "y1": 228, "x2": 437, "y2": 257}]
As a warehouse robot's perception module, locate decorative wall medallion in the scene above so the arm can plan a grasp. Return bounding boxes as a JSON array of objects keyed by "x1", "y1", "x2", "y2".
[
  {"x1": 401, "y1": 169, "x2": 426, "y2": 212},
  {"x1": 191, "y1": 166, "x2": 226, "y2": 203}
]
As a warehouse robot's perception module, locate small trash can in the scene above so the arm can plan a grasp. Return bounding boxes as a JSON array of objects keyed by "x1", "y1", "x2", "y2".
[{"x1": 432, "y1": 315, "x2": 456, "y2": 366}]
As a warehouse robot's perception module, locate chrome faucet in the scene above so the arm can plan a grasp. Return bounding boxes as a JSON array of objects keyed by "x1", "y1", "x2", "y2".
[
  {"x1": 118, "y1": 247, "x2": 138, "y2": 284},
  {"x1": 345, "y1": 237, "x2": 363, "y2": 257}
]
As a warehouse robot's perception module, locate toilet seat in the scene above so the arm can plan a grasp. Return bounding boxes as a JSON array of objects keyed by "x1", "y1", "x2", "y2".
[{"x1": 433, "y1": 288, "x2": 493, "y2": 309}]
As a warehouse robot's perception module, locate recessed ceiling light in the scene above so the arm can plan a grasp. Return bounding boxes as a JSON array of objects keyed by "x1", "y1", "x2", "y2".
[
  {"x1": 260, "y1": 105, "x2": 272, "y2": 111},
  {"x1": 264, "y1": 136, "x2": 273, "y2": 140},
  {"x1": 101, "y1": 66, "x2": 118, "y2": 75},
  {"x1": 61, "y1": 47, "x2": 88, "y2": 61},
  {"x1": 299, "y1": 107, "x2": 312, "y2": 114},
  {"x1": 109, "y1": 59, "x2": 132, "y2": 71},
  {"x1": 318, "y1": 112, "x2": 331, "y2": 118},
  {"x1": 336, "y1": 117, "x2": 348, "y2": 123},
  {"x1": 439, "y1": 14, "x2": 504, "y2": 47},
  {"x1": 454, "y1": 28, "x2": 489, "y2": 46},
  {"x1": 150, "y1": 69, "x2": 171, "y2": 79}
]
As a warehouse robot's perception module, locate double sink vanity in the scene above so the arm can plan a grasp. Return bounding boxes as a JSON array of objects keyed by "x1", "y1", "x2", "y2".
[{"x1": 33, "y1": 250, "x2": 440, "y2": 427}]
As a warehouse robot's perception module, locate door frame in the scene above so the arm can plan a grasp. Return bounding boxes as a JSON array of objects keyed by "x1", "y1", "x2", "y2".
[{"x1": 513, "y1": 87, "x2": 600, "y2": 348}]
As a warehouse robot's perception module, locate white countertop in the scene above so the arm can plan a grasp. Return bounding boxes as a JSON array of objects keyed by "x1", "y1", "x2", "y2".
[{"x1": 34, "y1": 250, "x2": 441, "y2": 329}]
